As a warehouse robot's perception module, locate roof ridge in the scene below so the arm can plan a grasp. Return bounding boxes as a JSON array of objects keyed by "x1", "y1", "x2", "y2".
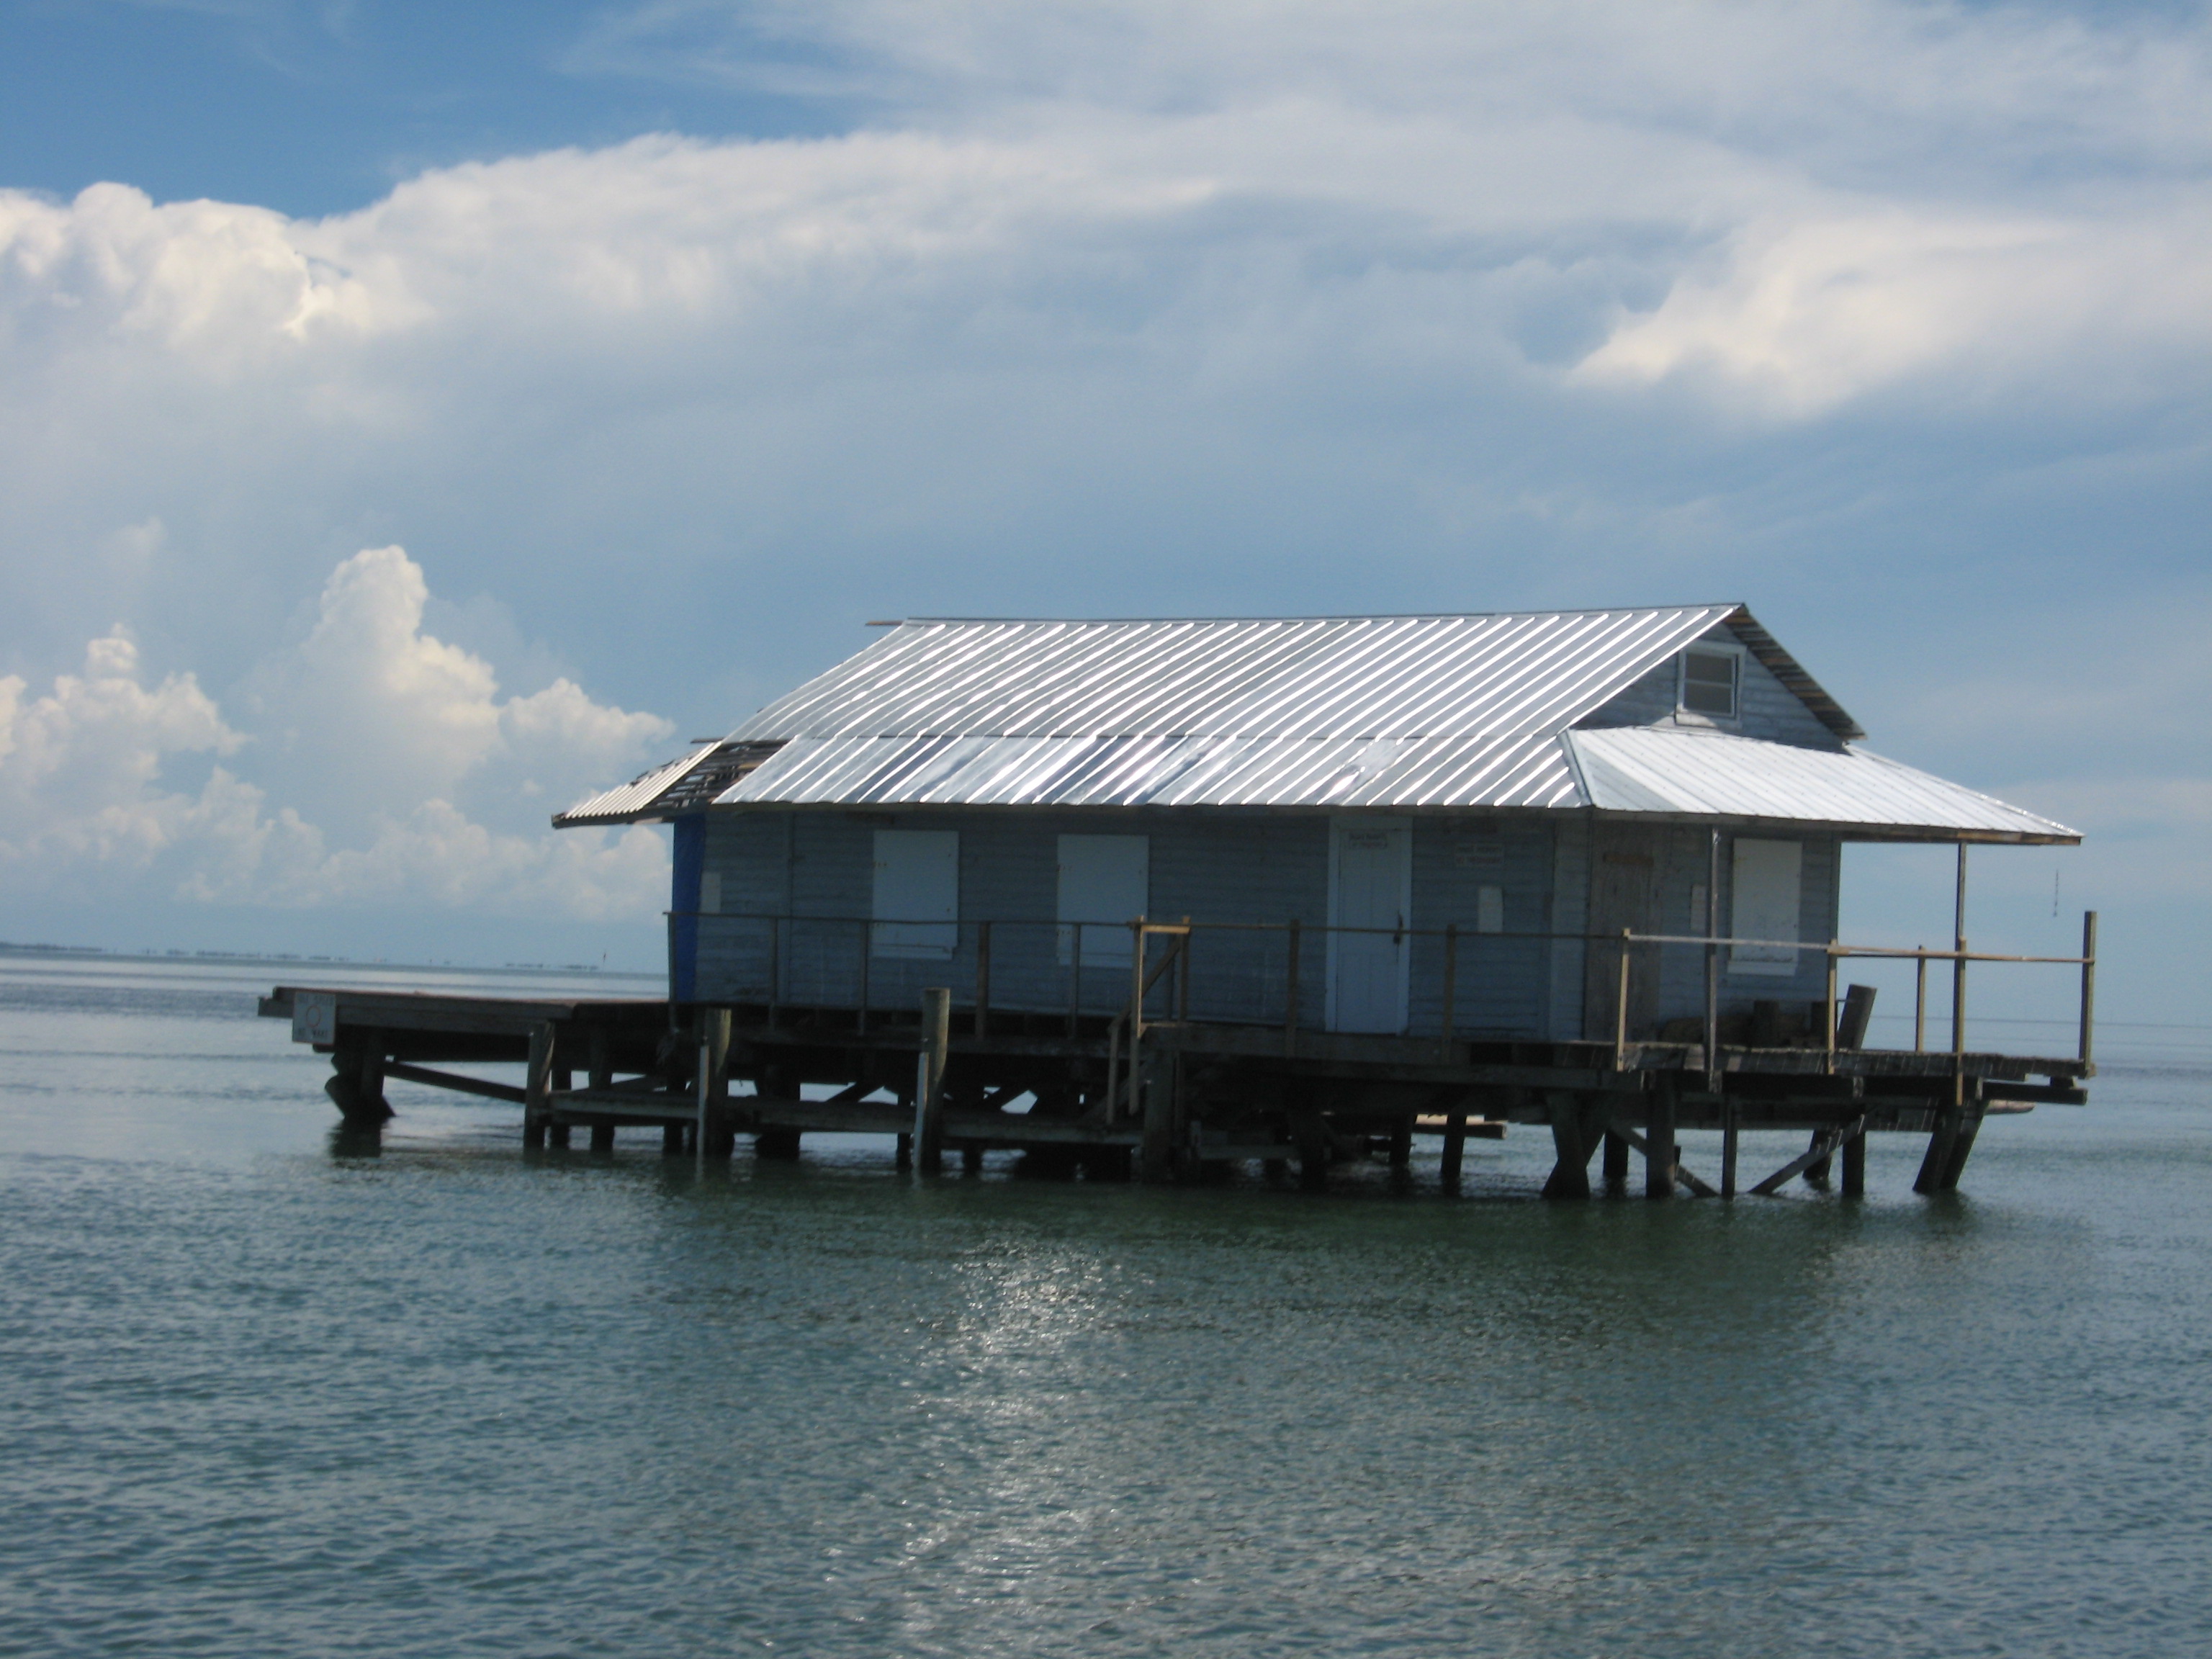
[{"x1": 890, "y1": 605, "x2": 1742, "y2": 624}]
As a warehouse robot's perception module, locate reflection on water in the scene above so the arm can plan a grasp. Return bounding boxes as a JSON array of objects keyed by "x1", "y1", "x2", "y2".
[{"x1": 1, "y1": 950, "x2": 2208, "y2": 1656}]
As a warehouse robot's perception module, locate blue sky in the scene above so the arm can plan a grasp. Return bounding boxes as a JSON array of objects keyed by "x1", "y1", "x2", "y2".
[{"x1": 0, "y1": 1, "x2": 2206, "y2": 1027}]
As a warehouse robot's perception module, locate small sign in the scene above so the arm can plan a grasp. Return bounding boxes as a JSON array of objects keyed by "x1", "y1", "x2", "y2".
[
  {"x1": 1455, "y1": 840, "x2": 1503, "y2": 869},
  {"x1": 292, "y1": 992, "x2": 337, "y2": 1046}
]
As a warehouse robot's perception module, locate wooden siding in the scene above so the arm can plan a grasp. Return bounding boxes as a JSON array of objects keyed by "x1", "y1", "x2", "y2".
[
  {"x1": 692, "y1": 808, "x2": 1560, "y2": 1036},
  {"x1": 1546, "y1": 815, "x2": 1590, "y2": 1040},
  {"x1": 689, "y1": 806, "x2": 1839, "y2": 1043},
  {"x1": 1578, "y1": 624, "x2": 1841, "y2": 750},
  {"x1": 1408, "y1": 818, "x2": 1553, "y2": 1038}
]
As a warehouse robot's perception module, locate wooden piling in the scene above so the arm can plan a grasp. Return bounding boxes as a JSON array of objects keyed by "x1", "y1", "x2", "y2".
[
  {"x1": 1440, "y1": 1110, "x2": 1467, "y2": 1190},
  {"x1": 523, "y1": 1022, "x2": 554, "y2": 1149},
  {"x1": 1602, "y1": 1128, "x2": 1630, "y2": 1193},
  {"x1": 1645, "y1": 1076, "x2": 1676, "y2": 1200},
  {"x1": 1139, "y1": 1052, "x2": 1176, "y2": 1184},
  {"x1": 913, "y1": 986, "x2": 950, "y2": 1172},
  {"x1": 700, "y1": 1007, "x2": 733, "y2": 1160},
  {"x1": 1840, "y1": 1123, "x2": 1866, "y2": 1197},
  {"x1": 1939, "y1": 1107, "x2": 1985, "y2": 1190},
  {"x1": 1913, "y1": 1107, "x2": 1960, "y2": 1195},
  {"x1": 1291, "y1": 1102, "x2": 1328, "y2": 1192},
  {"x1": 1541, "y1": 1092, "x2": 1596, "y2": 1200}
]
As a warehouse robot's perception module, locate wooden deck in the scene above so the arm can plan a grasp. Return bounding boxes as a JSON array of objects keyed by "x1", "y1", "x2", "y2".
[{"x1": 261, "y1": 985, "x2": 2088, "y2": 1197}]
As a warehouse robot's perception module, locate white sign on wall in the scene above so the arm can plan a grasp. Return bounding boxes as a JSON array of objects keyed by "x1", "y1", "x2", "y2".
[{"x1": 292, "y1": 992, "x2": 338, "y2": 1046}]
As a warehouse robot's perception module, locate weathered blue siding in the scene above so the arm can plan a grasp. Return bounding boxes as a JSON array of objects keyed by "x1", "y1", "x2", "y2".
[
  {"x1": 691, "y1": 807, "x2": 1555, "y2": 1035},
  {"x1": 687, "y1": 806, "x2": 1840, "y2": 1041},
  {"x1": 670, "y1": 814, "x2": 706, "y2": 1001},
  {"x1": 1578, "y1": 624, "x2": 1840, "y2": 750},
  {"x1": 1408, "y1": 818, "x2": 1553, "y2": 1038}
]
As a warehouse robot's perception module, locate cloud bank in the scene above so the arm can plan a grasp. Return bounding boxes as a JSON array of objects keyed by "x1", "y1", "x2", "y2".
[{"x1": 0, "y1": 0, "x2": 2204, "y2": 989}]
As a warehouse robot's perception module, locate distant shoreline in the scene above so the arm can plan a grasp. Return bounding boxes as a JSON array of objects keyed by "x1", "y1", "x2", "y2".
[{"x1": 0, "y1": 943, "x2": 660, "y2": 979}]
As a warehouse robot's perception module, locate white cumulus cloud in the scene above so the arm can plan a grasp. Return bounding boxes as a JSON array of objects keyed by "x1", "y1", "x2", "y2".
[{"x1": 0, "y1": 549, "x2": 677, "y2": 922}]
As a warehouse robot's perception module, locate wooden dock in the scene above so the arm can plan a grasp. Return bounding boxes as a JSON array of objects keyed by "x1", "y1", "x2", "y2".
[{"x1": 261, "y1": 981, "x2": 2087, "y2": 1197}]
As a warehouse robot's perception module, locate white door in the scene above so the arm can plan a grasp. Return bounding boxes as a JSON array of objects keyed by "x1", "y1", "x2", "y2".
[
  {"x1": 1057, "y1": 835, "x2": 1148, "y2": 966},
  {"x1": 1729, "y1": 837, "x2": 1802, "y2": 979},
  {"x1": 1328, "y1": 818, "x2": 1412, "y2": 1033}
]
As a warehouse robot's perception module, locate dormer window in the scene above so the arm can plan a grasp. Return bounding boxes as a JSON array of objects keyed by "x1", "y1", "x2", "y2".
[{"x1": 1680, "y1": 648, "x2": 1740, "y2": 719}]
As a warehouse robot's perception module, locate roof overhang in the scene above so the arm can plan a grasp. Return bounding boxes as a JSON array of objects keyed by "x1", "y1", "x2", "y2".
[{"x1": 1563, "y1": 727, "x2": 2077, "y2": 844}]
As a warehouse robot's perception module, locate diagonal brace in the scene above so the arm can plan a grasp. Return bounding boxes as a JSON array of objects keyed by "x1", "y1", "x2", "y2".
[
  {"x1": 1610, "y1": 1123, "x2": 1720, "y2": 1198},
  {"x1": 1750, "y1": 1117, "x2": 1867, "y2": 1197}
]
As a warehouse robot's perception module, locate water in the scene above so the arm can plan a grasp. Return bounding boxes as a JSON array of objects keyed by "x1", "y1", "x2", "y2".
[{"x1": 4, "y1": 951, "x2": 2209, "y2": 1656}]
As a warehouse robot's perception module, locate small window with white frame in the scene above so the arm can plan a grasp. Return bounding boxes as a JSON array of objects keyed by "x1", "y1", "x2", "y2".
[{"x1": 1678, "y1": 646, "x2": 1740, "y2": 721}]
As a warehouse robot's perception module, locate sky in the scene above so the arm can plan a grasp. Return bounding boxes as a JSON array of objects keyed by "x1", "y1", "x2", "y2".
[{"x1": 0, "y1": 0, "x2": 2206, "y2": 1023}]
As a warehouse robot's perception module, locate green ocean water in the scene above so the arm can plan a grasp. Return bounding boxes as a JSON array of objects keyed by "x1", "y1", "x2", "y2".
[{"x1": 2, "y1": 951, "x2": 2208, "y2": 1656}]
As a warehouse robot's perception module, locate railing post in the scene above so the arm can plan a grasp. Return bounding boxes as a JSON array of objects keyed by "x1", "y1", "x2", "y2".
[
  {"x1": 1952, "y1": 844, "x2": 1969, "y2": 1106},
  {"x1": 1176, "y1": 919, "x2": 1192, "y2": 1022},
  {"x1": 1824, "y1": 943, "x2": 1838, "y2": 1075},
  {"x1": 2078, "y1": 911, "x2": 2098, "y2": 1069},
  {"x1": 1126, "y1": 918, "x2": 1146, "y2": 1121},
  {"x1": 1613, "y1": 927, "x2": 1631, "y2": 1069},
  {"x1": 664, "y1": 913, "x2": 679, "y2": 1030},
  {"x1": 1704, "y1": 828, "x2": 1721, "y2": 1092},
  {"x1": 1283, "y1": 920, "x2": 1302, "y2": 1059},
  {"x1": 1439, "y1": 922, "x2": 1457, "y2": 1061},
  {"x1": 1067, "y1": 922, "x2": 1084, "y2": 1035},
  {"x1": 975, "y1": 920, "x2": 992, "y2": 1038},
  {"x1": 913, "y1": 986, "x2": 950, "y2": 1172},
  {"x1": 1914, "y1": 950, "x2": 1927, "y2": 1052},
  {"x1": 767, "y1": 915, "x2": 781, "y2": 1029},
  {"x1": 1952, "y1": 936, "x2": 1969, "y2": 1108}
]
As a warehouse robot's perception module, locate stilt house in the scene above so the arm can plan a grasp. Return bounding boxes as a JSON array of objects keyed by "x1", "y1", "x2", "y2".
[
  {"x1": 263, "y1": 602, "x2": 2095, "y2": 1199},
  {"x1": 557, "y1": 606, "x2": 2074, "y2": 1047}
]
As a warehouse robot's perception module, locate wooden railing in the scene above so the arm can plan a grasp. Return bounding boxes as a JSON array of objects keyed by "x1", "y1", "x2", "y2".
[{"x1": 667, "y1": 908, "x2": 2098, "y2": 1085}]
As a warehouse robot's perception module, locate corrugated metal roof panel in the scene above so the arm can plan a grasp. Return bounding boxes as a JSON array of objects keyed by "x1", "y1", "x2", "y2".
[
  {"x1": 552, "y1": 741, "x2": 783, "y2": 827},
  {"x1": 1565, "y1": 727, "x2": 2078, "y2": 842},
  {"x1": 553, "y1": 745, "x2": 717, "y2": 827},
  {"x1": 729, "y1": 608, "x2": 1748, "y2": 742},
  {"x1": 719, "y1": 731, "x2": 1584, "y2": 809}
]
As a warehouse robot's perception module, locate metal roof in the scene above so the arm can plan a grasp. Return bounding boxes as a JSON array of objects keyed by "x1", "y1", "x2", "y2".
[
  {"x1": 1565, "y1": 727, "x2": 2079, "y2": 843},
  {"x1": 553, "y1": 605, "x2": 2072, "y2": 836},
  {"x1": 554, "y1": 740, "x2": 781, "y2": 829},
  {"x1": 729, "y1": 607, "x2": 1749, "y2": 742},
  {"x1": 718, "y1": 730, "x2": 1583, "y2": 810}
]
